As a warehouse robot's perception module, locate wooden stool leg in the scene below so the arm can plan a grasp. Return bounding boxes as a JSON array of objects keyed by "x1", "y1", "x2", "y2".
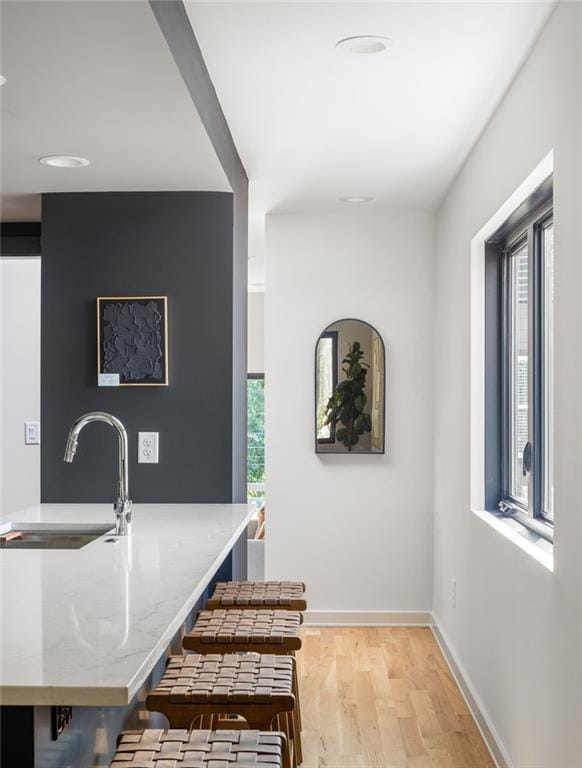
[
  {"x1": 288, "y1": 711, "x2": 298, "y2": 768},
  {"x1": 199, "y1": 714, "x2": 213, "y2": 729},
  {"x1": 276, "y1": 713, "x2": 294, "y2": 768},
  {"x1": 290, "y1": 703, "x2": 303, "y2": 765},
  {"x1": 292, "y1": 656, "x2": 303, "y2": 731}
]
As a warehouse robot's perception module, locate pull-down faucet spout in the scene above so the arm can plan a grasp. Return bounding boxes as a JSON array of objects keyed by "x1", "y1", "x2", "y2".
[{"x1": 64, "y1": 411, "x2": 132, "y2": 536}]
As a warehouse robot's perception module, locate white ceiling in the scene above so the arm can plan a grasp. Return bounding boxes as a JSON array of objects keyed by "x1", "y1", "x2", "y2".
[
  {"x1": 187, "y1": 1, "x2": 554, "y2": 286},
  {"x1": 0, "y1": 0, "x2": 230, "y2": 222}
]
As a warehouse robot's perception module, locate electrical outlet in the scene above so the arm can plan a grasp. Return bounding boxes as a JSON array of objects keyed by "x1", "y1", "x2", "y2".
[
  {"x1": 138, "y1": 432, "x2": 159, "y2": 464},
  {"x1": 24, "y1": 421, "x2": 40, "y2": 445},
  {"x1": 451, "y1": 578, "x2": 457, "y2": 608}
]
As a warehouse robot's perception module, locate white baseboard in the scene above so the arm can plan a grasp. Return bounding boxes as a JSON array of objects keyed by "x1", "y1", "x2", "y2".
[
  {"x1": 303, "y1": 610, "x2": 432, "y2": 626},
  {"x1": 431, "y1": 616, "x2": 514, "y2": 768}
]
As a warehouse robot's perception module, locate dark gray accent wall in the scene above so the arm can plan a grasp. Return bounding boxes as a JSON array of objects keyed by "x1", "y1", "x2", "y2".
[
  {"x1": 41, "y1": 192, "x2": 234, "y2": 504},
  {"x1": 149, "y1": 0, "x2": 248, "y2": 503}
]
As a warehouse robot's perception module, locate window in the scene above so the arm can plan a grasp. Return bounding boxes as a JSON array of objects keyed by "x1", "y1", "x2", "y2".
[
  {"x1": 247, "y1": 374, "x2": 265, "y2": 495},
  {"x1": 315, "y1": 331, "x2": 338, "y2": 444},
  {"x1": 498, "y1": 197, "x2": 553, "y2": 537}
]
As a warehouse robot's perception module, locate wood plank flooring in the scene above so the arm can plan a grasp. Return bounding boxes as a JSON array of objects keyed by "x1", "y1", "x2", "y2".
[{"x1": 296, "y1": 627, "x2": 495, "y2": 768}]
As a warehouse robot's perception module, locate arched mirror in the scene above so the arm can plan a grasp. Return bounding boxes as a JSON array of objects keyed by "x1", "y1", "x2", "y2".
[{"x1": 315, "y1": 319, "x2": 385, "y2": 454}]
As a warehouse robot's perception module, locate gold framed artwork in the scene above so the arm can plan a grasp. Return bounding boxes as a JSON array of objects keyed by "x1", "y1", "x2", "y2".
[{"x1": 96, "y1": 296, "x2": 169, "y2": 387}]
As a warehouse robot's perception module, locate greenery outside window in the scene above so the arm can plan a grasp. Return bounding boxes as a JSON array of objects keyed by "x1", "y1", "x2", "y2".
[{"x1": 247, "y1": 374, "x2": 265, "y2": 496}]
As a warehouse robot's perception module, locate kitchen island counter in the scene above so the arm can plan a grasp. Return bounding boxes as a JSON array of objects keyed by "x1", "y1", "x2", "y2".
[{"x1": 0, "y1": 503, "x2": 253, "y2": 706}]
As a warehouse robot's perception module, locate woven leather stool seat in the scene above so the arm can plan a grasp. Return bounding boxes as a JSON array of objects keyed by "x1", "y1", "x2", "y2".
[
  {"x1": 183, "y1": 610, "x2": 302, "y2": 654},
  {"x1": 207, "y1": 582, "x2": 306, "y2": 612},
  {"x1": 146, "y1": 654, "x2": 299, "y2": 768},
  {"x1": 148, "y1": 653, "x2": 294, "y2": 707},
  {"x1": 111, "y1": 729, "x2": 285, "y2": 767}
]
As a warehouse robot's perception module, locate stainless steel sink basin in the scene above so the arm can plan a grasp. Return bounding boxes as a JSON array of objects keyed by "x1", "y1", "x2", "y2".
[{"x1": 0, "y1": 523, "x2": 114, "y2": 550}]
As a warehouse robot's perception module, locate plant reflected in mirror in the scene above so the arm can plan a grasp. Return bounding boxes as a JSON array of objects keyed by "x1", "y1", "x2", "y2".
[
  {"x1": 315, "y1": 319, "x2": 385, "y2": 454},
  {"x1": 324, "y1": 341, "x2": 372, "y2": 451}
]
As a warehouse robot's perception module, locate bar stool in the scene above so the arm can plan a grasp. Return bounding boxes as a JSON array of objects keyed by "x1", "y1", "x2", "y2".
[
  {"x1": 183, "y1": 609, "x2": 303, "y2": 763},
  {"x1": 145, "y1": 653, "x2": 298, "y2": 768},
  {"x1": 207, "y1": 581, "x2": 307, "y2": 612},
  {"x1": 110, "y1": 728, "x2": 286, "y2": 767}
]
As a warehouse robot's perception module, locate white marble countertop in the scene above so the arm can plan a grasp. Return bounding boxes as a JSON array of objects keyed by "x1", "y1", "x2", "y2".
[{"x1": 0, "y1": 503, "x2": 254, "y2": 706}]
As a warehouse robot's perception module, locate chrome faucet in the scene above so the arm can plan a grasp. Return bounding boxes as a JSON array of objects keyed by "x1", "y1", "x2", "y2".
[{"x1": 64, "y1": 411, "x2": 132, "y2": 536}]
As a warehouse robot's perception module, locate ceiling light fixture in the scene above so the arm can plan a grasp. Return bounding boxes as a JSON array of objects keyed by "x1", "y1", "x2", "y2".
[
  {"x1": 0, "y1": 76, "x2": 6, "y2": 86},
  {"x1": 340, "y1": 196, "x2": 373, "y2": 204},
  {"x1": 336, "y1": 36, "x2": 391, "y2": 55},
  {"x1": 39, "y1": 155, "x2": 90, "y2": 168}
]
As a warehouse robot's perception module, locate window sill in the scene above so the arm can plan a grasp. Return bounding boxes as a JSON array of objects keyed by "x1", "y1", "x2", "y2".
[{"x1": 472, "y1": 508, "x2": 554, "y2": 572}]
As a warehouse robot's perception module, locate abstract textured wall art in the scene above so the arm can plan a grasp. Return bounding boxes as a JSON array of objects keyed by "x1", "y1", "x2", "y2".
[{"x1": 97, "y1": 296, "x2": 168, "y2": 386}]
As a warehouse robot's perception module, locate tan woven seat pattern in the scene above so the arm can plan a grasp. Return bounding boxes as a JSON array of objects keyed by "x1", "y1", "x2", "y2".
[
  {"x1": 183, "y1": 610, "x2": 302, "y2": 653},
  {"x1": 207, "y1": 582, "x2": 306, "y2": 611},
  {"x1": 145, "y1": 654, "x2": 299, "y2": 768},
  {"x1": 149, "y1": 653, "x2": 294, "y2": 707},
  {"x1": 111, "y1": 728, "x2": 284, "y2": 767}
]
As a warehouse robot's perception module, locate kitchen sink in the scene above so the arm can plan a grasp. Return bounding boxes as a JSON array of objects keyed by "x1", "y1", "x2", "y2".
[{"x1": 0, "y1": 523, "x2": 114, "y2": 550}]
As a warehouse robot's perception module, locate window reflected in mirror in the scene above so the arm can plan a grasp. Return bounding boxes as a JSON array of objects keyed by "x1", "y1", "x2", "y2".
[{"x1": 316, "y1": 331, "x2": 338, "y2": 443}]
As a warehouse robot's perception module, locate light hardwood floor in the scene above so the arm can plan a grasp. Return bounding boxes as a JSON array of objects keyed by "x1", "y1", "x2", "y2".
[{"x1": 296, "y1": 627, "x2": 495, "y2": 768}]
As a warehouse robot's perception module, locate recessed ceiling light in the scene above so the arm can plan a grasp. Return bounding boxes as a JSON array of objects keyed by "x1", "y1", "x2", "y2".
[
  {"x1": 336, "y1": 36, "x2": 391, "y2": 55},
  {"x1": 39, "y1": 155, "x2": 90, "y2": 168},
  {"x1": 0, "y1": 76, "x2": 6, "y2": 86},
  {"x1": 340, "y1": 196, "x2": 373, "y2": 204}
]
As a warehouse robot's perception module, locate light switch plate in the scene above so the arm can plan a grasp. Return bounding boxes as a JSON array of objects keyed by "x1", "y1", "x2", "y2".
[
  {"x1": 25, "y1": 421, "x2": 40, "y2": 445},
  {"x1": 138, "y1": 432, "x2": 159, "y2": 464}
]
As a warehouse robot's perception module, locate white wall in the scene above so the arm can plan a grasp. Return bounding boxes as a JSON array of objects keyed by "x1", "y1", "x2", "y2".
[
  {"x1": 248, "y1": 290, "x2": 264, "y2": 374},
  {"x1": 0, "y1": 258, "x2": 41, "y2": 514},
  {"x1": 265, "y1": 213, "x2": 434, "y2": 614},
  {"x1": 433, "y1": 4, "x2": 582, "y2": 766}
]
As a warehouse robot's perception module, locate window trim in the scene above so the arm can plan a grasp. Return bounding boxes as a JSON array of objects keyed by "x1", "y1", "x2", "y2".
[
  {"x1": 538, "y1": 212, "x2": 554, "y2": 524},
  {"x1": 497, "y1": 198, "x2": 553, "y2": 541}
]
